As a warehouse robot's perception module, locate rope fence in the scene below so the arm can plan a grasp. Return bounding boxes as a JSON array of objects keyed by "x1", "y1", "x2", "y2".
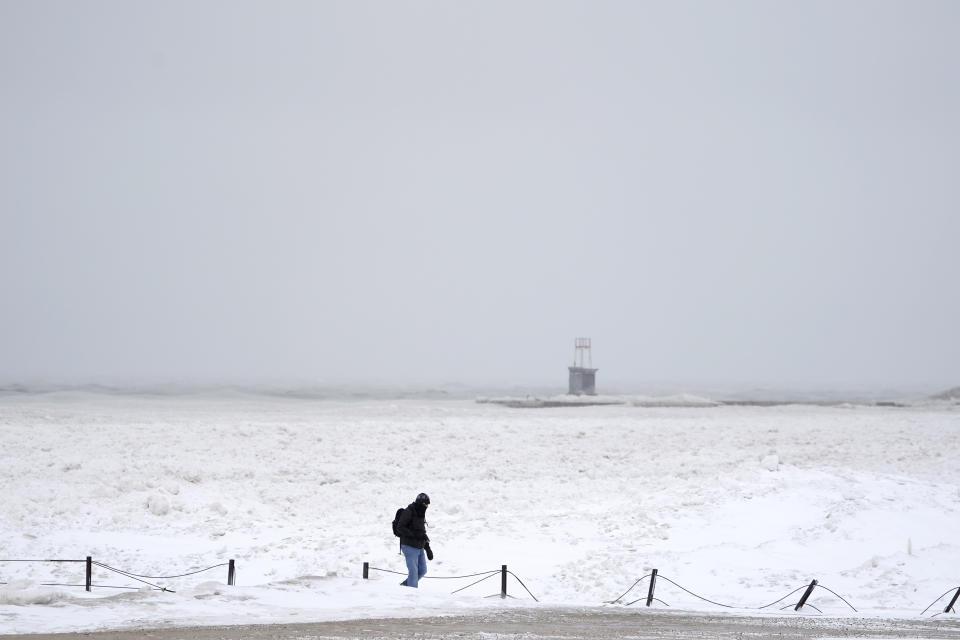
[
  {"x1": 364, "y1": 562, "x2": 539, "y2": 602},
  {"x1": 604, "y1": 569, "x2": 960, "y2": 617},
  {"x1": 606, "y1": 569, "x2": 858, "y2": 613},
  {"x1": 0, "y1": 557, "x2": 235, "y2": 594},
  {"x1": 2, "y1": 555, "x2": 956, "y2": 618}
]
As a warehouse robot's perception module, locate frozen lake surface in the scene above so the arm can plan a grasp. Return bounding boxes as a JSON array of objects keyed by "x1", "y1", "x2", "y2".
[{"x1": 1, "y1": 391, "x2": 958, "y2": 633}]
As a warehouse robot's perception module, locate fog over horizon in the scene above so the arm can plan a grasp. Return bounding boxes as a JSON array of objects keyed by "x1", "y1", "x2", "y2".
[{"x1": 2, "y1": 2, "x2": 958, "y2": 395}]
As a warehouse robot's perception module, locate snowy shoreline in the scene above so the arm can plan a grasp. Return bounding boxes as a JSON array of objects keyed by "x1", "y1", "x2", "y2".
[{"x1": 1, "y1": 392, "x2": 958, "y2": 633}]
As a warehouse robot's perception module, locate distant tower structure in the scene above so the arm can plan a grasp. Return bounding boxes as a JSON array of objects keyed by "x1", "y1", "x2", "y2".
[{"x1": 568, "y1": 337, "x2": 598, "y2": 395}]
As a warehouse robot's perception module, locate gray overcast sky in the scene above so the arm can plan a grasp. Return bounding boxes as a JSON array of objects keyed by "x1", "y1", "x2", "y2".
[{"x1": 1, "y1": 1, "x2": 958, "y2": 392}]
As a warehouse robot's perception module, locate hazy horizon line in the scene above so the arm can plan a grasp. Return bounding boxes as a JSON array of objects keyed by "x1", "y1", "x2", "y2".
[{"x1": 0, "y1": 378, "x2": 954, "y2": 402}]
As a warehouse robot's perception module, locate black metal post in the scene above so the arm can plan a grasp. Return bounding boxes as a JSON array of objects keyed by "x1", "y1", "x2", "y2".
[
  {"x1": 944, "y1": 586, "x2": 960, "y2": 614},
  {"x1": 795, "y1": 579, "x2": 818, "y2": 611},
  {"x1": 85, "y1": 556, "x2": 92, "y2": 592},
  {"x1": 227, "y1": 559, "x2": 235, "y2": 586},
  {"x1": 363, "y1": 562, "x2": 369, "y2": 580},
  {"x1": 646, "y1": 568, "x2": 658, "y2": 607},
  {"x1": 501, "y1": 565, "x2": 507, "y2": 598}
]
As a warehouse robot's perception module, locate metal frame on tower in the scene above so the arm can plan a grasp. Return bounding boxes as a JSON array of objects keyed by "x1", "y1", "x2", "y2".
[{"x1": 573, "y1": 337, "x2": 593, "y2": 368}]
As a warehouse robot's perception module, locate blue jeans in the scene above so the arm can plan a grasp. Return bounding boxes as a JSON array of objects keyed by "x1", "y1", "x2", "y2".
[{"x1": 400, "y1": 544, "x2": 427, "y2": 588}]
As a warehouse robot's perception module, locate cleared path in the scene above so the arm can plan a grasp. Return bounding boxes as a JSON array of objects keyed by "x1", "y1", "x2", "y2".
[{"x1": 4, "y1": 608, "x2": 960, "y2": 640}]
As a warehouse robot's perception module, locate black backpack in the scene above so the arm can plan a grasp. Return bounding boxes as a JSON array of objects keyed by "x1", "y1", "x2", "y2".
[{"x1": 391, "y1": 507, "x2": 405, "y2": 538}]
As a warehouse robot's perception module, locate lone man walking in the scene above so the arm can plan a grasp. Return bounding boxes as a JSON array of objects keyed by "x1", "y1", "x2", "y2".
[{"x1": 397, "y1": 492, "x2": 433, "y2": 587}]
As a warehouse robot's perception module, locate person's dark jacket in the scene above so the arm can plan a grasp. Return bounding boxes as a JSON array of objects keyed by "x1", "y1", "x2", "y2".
[{"x1": 396, "y1": 501, "x2": 429, "y2": 549}]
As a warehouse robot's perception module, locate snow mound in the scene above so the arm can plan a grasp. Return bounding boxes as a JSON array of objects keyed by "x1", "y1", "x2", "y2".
[
  {"x1": 147, "y1": 494, "x2": 171, "y2": 516},
  {"x1": 760, "y1": 454, "x2": 780, "y2": 471}
]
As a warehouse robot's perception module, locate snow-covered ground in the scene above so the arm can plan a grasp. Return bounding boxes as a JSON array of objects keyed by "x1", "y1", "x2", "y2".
[{"x1": 1, "y1": 390, "x2": 958, "y2": 634}]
